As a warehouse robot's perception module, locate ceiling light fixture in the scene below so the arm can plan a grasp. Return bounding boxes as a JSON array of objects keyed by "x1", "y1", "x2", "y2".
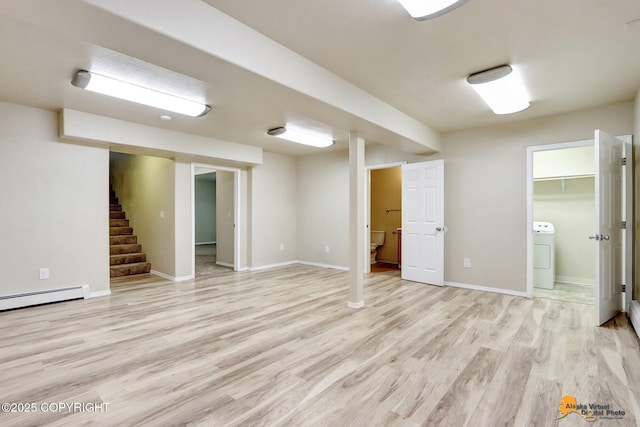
[
  {"x1": 466, "y1": 64, "x2": 530, "y2": 115},
  {"x1": 71, "y1": 70, "x2": 211, "y2": 117},
  {"x1": 397, "y1": 0, "x2": 470, "y2": 20},
  {"x1": 267, "y1": 126, "x2": 334, "y2": 148}
]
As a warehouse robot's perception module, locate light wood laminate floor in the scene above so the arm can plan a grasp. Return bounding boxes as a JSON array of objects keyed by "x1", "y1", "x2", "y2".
[{"x1": 1, "y1": 265, "x2": 639, "y2": 426}]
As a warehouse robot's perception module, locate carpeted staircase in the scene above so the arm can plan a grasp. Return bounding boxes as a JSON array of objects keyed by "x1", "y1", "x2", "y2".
[{"x1": 109, "y1": 187, "x2": 151, "y2": 277}]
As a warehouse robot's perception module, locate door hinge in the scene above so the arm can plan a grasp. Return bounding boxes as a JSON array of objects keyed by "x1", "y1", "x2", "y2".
[
  {"x1": 621, "y1": 157, "x2": 627, "y2": 166},
  {"x1": 622, "y1": 284, "x2": 626, "y2": 292},
  {"x1": 621, "y1": 221, "x2": 627, "y2": 229}
]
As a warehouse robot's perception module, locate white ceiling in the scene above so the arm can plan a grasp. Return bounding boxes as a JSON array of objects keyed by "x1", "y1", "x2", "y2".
[{"x1": 1, "y1": 0, "x2": 639, "y2": 156}]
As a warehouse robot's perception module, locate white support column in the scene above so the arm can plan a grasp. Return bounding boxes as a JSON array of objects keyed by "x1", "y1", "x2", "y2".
[{"x1": 348, "y1": 131, "x2": 365, "y2": 308}]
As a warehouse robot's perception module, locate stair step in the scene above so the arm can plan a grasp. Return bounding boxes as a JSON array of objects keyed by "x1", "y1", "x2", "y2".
[
  {"x1": 110, "y1": 262, "x2": 151, "y2": 277},
  {"x1": 109, "y1": 219, "x2": 130, "y2": 227},
  {"x1": 110, "y1": 190, "x2": 115, "y2": 198},
  {"x1": 110, "y1": 235, "x2": 137, "y2": 245},
  {"x1": 110, "y1": 244, "x2": 142, "y2": 255},
  {"x1": 109, "y1": 227, "x2": 133, "y2": 236},
  {"x1": 110, "y1": 204, "x2": 122, "y2": 212},
  {"x1": 110, "y1": 197, "x2": 119, "y2": 204},
  {"x1": 110, "y1": 253, "x2": 147, "y2": 265},
  {"x1": 110, "y1": 211, "x2": 126, "y2": 219}
]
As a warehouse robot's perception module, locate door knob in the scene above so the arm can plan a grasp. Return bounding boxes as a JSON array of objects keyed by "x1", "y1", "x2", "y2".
[
  {"x1": 589, "y1": 234, "x2": 610, "y2": 241},
  {"x1": 436, "y1": 227, "x2": 442, "y2": 231},
  {"x1": 588, "y1": 235, "x2": 599, "y2": 240}
]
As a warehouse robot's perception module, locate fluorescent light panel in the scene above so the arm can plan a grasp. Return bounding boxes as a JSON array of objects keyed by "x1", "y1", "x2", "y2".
[
  {"x1": 71, "y1": 70, "x2": 211, "y2": 117},
  {"x1": 268, "y1": 126, "x2": 334, "y2": 148},
  {"x1": 397, "y1": 0, "x2": 470, "y2": 20},
  {"x1": 467, "y1": 65, "x2": 530, "y2": 115}
]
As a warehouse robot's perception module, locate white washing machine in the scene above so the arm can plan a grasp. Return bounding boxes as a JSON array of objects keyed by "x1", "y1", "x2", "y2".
[{"x1": 533, "y1": 221, "x2": 555, "y2": 289}]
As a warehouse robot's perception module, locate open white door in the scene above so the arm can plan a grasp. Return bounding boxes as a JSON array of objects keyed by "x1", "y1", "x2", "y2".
[
  {"x1": 593, "y1": 130, "x2": 624, "y2": 325},
  {"x1": 401, "y1": 160, "x2": 445, "y2": 285}
]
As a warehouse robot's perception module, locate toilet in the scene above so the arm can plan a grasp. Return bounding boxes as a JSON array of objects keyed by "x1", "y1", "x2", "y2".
[{"x1": 370, "y1": 230, "x2": 386, "y2": 264}]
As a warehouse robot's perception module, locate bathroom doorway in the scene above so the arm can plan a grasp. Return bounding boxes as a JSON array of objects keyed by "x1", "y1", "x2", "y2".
[
  {"x1": 366, "y1": 163, "x2": 404, "y2": 274},
  {"x1": 531, "y1": 144, "x2": 596, "y2": 304}
]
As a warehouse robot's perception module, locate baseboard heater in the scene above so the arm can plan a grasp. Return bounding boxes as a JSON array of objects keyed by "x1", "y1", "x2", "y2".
[{"x1": 0, "y1": 285, "x2": 87, "y2": 311}]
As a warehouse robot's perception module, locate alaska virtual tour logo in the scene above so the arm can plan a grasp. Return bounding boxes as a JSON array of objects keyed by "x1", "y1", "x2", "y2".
[{"x1": 556, "y1": 395, "x2": 626, "y2": 422}]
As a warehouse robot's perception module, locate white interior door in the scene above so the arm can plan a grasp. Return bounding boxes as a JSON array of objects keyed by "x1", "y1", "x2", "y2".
[
  {"x1": 401, "y1": 160, "x2": 444, "y2": 285},
  {"x1": 594, "y1": 129, "x2": 624, "y2": 326}
]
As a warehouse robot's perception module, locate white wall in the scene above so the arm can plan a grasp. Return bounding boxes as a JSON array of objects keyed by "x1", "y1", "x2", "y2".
[
  {"x1": 294, "y1": 102, "x2": 633, "y2": 292},
  {"x1": 0, "y1": 102, "x2": 109, "y2": 296},
  {"x1": 533, "y1": 145, "x2": 594, "y2": 179},
  {"x1": 110, "y1": 153, "x2": 176, "y2": 277},
  {"x1": 436, "y1": 102, "x2": 633, "y2": 292},
  {"x1": 534, "y1": 177, "x2": 595, "y2": 282},
  {"x1": 249, "y1": 152, "x2": 297, "y2": 267},
  {"x1": 216, "y1": 170, "x2": 235, "y2": 266},
  {"x1": 174, "y1": 160, "x2": 193, "y2": 279},
  {"x1": 297, "y1": 150, "x2": 349, "y2": 268}
]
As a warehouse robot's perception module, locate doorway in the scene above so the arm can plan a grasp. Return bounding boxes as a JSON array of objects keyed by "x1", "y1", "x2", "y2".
[
  {"x1": 526, "y1": 133, "x2": 632, "y2": 324},
  {"x1": 194, "y1": 171, "x2": 227, "y2": 277},
  {"x1": 530, "y1": 143, "x2": 595, "y2": 304},
  {"x1": 365, "y1": 162, "x2": 405, "y2": 274},
  {"x1": 192, "y1": 163, "x2": 241, "y2": 277}
]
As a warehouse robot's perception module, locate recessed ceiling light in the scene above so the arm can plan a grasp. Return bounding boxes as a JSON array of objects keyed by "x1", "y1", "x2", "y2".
[
  {"x1": 466, "y1": 64, "x2": 530, "y2": 115},
  {"x1": 160, "y1": 115, "x2": 172, "y2": 121},
  {"x1": 71, "y1": 70, "x2": 211, "y2": 117},
  {"x1": 397, "y1": 0, "x2": 470, "y2": 20},
  {"x1": 267, "y1": 126, "x2": 334, "y2": 148}
]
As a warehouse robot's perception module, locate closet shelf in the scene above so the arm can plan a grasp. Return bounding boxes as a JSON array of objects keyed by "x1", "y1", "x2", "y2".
[{"x1": 533, "y1": 174, "x2": 594, "y2": 182}]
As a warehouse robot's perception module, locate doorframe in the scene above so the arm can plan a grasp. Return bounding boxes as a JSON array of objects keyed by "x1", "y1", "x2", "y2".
[
  {"x1": 191, "y1": 162, "x2": 242, "y2": 275},
  {"x1": 525, "y1": 135, "x2": 632, "y2": 304},
  {"x1": 363, "y1": 162, "x2": 406, "y2": 273},
  {"x1": 526, "y1": 139, "x2": 592, "y2": 297}
]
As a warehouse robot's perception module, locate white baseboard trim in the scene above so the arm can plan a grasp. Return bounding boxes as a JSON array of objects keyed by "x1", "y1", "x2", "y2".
[
  {"x1": 150, "y1": 270, "x2": 194, "y2": 282},
  {"x1": 630, "y1": 301, "x2": 640, "y2": 340},
  {"x1": 195, "y1": 241, "x2": 216, "y2": 245},
  {"x1": 347, "y1": 300, "x2": 365, "y2": 309},
  {"x1": 296, "y1": 260, "x2": 349, "y2": 271},
  {"x1": 445, "y1": 281, "x2": 528, "y2": 298},
  {"x1": 249, "y1": 261, "x2": 298, "y2": 271},
  {"x1": 89, "y1": 290, "x2": 111, "y2": 298},
  {"x1": 555, "y1": 275, "x2": 595, "y2": 286}
]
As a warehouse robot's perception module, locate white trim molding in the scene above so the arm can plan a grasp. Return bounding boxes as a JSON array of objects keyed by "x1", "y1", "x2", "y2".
[
  {"x1": 88, "y1": 290, "x2": 112, "y2": 298},
  {"x1": 347, "y1": 300, "x2": 365, "y2": 309},
  {"x1": 216, "y1": 261, "x2": 234, "y2": 269},
  {"x1": 151, "y1": 270, "x2": 194, "y2": 282},
  {"x1": 248, "y1": 261, "x2": 298, "y2": 271},
  {"x1": 445, "y1": 281, "x2": 528, "y2": 298},
  {"x1": 555, "y1": 276, "x2": 595, "y2": 286},
  {"x1": 296, "y1": 261, "x2": 349, "y2": 271}
]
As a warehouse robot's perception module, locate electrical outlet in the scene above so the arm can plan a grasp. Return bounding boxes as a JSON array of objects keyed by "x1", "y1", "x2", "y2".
[
  {"x1": 39, "y1": 268, "x2": 49, "y2": 280},
  {"x1": 325, "y1": 245, "x2": 330, "y2": 253},
  {"x1": 464, "y1": 258, "x2": 471, "y2": 268},
  {"x1": 280, "y1": 244, "x2": 284, "y2": 251}
]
